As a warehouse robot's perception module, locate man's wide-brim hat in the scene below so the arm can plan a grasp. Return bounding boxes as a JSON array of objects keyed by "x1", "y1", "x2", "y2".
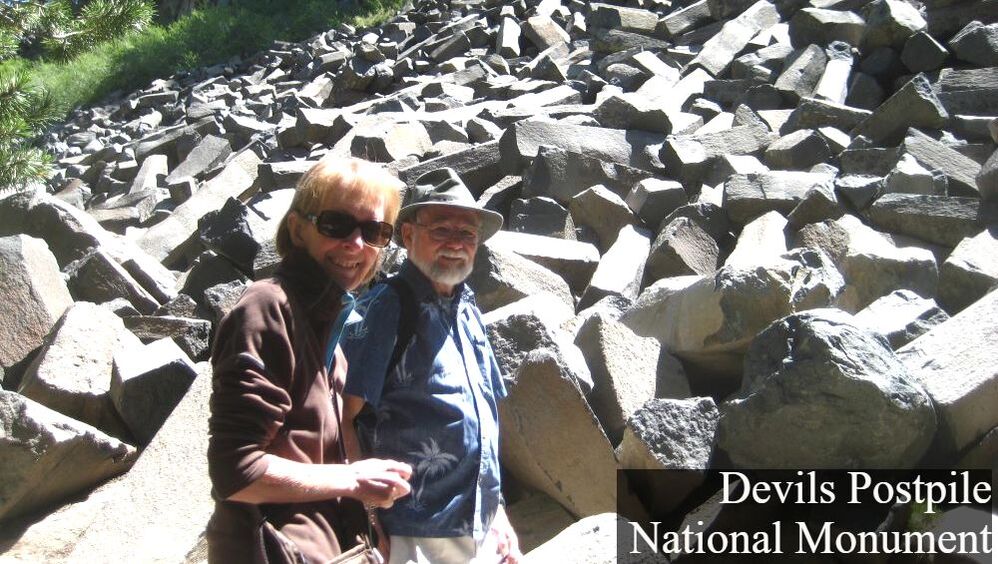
[{"x1": 397, "y1": 167, "x2": 504, "y2": 242}]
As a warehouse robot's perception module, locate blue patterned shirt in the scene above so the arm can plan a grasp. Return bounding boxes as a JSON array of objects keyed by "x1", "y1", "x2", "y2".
[{"x1": 342, "y1": 260, "x2": 506, "y2": 540}]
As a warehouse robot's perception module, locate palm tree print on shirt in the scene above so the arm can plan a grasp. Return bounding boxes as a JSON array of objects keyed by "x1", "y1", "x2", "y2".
[{"x1": 407, "y1": 437, "x2": 458, "y2": 511}]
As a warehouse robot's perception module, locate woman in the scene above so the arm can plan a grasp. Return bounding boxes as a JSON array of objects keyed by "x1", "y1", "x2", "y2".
[{"x1": 207, "y1": 157, "x2": 412, "y2": 563}]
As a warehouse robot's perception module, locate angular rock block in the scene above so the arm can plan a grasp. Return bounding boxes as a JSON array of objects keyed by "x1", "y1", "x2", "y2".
[
  {"x1": 0, "y1": 235, "x2": 73, "y2": 369},
  {"x1": 65, "y1": 363, "x2": 213, "y2": 563},
  {"x1": 645, "y1": 216, "x2": 719, "y2": 282},
  {"x1": 0, "y1": 391, "x2": 138, "y2": 522},
  {"x1": 67, "y1": 248, "x2": 160, "y2": 314},
  {"x1": 110, "y1": 338, "x2": 198, "y2": 445},
  {"x1": 468, "y1": 244, "x2": 574, "y2": 314},
  {"x1": 580, "y1": 225, "x2": 652, "y2": 310},
  {"x1": 660, "y1": 124, "x2": 775, "y2": 187},
  {"x1": 138, "y1": 149, "x2": 261, "y2": 265},
  {"x1": 499, "y1": 119, "x2": 663, "y2": 174},
  {"x1": 833, "y1": 214, "x2": 939, "y2": 312},
  {"x1": 718, "y1": 309, "x2": 937, "y2": 469},
  {"x1": 617, "y1": 397, "x2": 718, "y2": 514},
  {"x1": 723, "y1": 171, "x2": 835, "y2": 225},
  {"x1": 521, "y1": 145, "x2": 651, "y2": 205},
  {"x1": 485, "y1": 307, "x2": 593, "y2": 393},
  {"x1": 569, "y1": 185, "x2": 637, "y2": 252},
  {"x1": 897, "y1": 290, "x2": 998, "y2": 458},
  {"x1": 850, "y1": 73, "x2": 948, "y2": 146},
  {"x1": 508, "y1": 197, "x2": 575, "y2": 239},
  {"x1": 938, "y1": 229, "x2": 998, "y2": 314},
  {"x1": 625, "y1": 178, "x2": 688, "y2": 229},
  {"x1": 854, "y1": 289, "x2": 950, "y2": 349},
  {"x1": 900, "y1": 129, "x2": 983, "y2": 198},
  {"x1": 725, "y1": 210, "x2": 788, "y2": 268},
  {"x1": 18, "y1": 302, "x2": 141, "y2": 438},
  {"x1": 486, "y1": 231, "x2": 599, "y2": 296},
  {"x1": 865, "y1": 193, "x2": 981, "y2": 248},
  {"x1": 122, "y1": 315, "x2": 212, "y2": 362},
  {"x1": 688, "y1": 0, "x2": 780, "y2": 77},
  {"x1": 575, "y1": 314, "x2": 688, "y2": 445}
]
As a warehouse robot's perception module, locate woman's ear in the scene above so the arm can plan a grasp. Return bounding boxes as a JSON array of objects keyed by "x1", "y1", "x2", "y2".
[{"x1": 287, "y1": 211, "x2": 307, "y2": 248}]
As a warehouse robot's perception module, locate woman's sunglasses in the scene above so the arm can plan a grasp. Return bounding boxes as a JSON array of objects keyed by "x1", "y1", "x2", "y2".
[{"x1": 303, "y1": 210, "x2": 394, "y2": 248}]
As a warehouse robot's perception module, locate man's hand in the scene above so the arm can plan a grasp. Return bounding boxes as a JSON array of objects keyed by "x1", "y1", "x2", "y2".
[
  {"x1": 348, "y1": 458, "x2": 412, "y2": 508},
  {"x1": 488, "y1": 505, "x2": 522, "y2": 564}
]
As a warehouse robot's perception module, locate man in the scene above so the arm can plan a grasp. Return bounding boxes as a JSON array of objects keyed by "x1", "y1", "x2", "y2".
[{"x1": 342, "y1": 168, "x2": 521, "y2": 564}]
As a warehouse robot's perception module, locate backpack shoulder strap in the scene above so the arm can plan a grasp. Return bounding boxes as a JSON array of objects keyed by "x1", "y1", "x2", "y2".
[{"x1": 384, "y1": 275, "x2": 418, "y2": 378}]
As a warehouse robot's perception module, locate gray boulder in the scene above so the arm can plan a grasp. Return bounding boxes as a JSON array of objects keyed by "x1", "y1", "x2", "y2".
[
  {"x1": 617, "y1": 397, "x2": 718, "y2": 514},
  {"x1": 623, "y1": 248, "x2": 844, "y2": 381},
  {"x1": 718, "y1": 309, "x2": 937, "y2": 468},
  {"x1": 500, "y1": 349, "x2": 618, "y2": 519},
  {"x1": 485, "y1": 307, "x2": 593, "y2": 393}
]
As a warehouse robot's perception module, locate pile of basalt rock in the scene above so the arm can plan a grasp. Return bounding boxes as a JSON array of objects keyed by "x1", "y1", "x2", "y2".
[{"x1": 1, "y1": 0, "x2": 997, "y2": 560}]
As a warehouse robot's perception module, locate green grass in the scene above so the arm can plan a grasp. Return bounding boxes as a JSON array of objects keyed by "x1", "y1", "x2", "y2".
[{"x1": 5, "y1": 0, "x2": 404, "y2": 115}]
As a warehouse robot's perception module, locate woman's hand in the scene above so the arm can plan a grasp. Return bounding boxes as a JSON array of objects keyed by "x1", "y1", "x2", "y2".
[{"x1": 347, "y1": 458, "x2": 412, "y2": 508}]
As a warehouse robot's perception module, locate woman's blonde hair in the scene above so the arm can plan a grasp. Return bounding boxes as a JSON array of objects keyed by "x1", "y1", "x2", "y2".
[{"x1": 275, "y1": 156, "x2": 403, "y2": 262}]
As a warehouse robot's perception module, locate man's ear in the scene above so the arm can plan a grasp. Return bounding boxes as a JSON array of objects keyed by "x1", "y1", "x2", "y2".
[
  {"x1": 287, "y1": 211, "x2": 307, "y2": 247},
  {"x1": 400, "y1": 222, "x2": 414, "y2": 249}
]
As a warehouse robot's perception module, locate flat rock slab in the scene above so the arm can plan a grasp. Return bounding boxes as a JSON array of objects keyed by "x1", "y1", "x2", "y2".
[
  {"x1": 0, "y1": 391, "x2": 138, "y2": 522},
  {"x1": 865, "y1": 193, "x2": 981, "y2": 248},
  {"x1": 718, "y1": 309, "x2": 936, "y2": 469},
  {"x1": 897, "y1": 289, "x2": 998, "y2": 458},
  {"x1": 500, "y1": 349, "x2": 618, "y2": 519},
  {"x1": 499, "y1": 119, "x2": 664, "y2": 174}
]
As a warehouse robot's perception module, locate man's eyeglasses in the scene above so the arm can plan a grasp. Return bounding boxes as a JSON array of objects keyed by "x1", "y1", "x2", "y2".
[
  {"x1": 303, "y1": 210, "x2": 394, "y2": 248},
  {"x1": 413, "y1": 223, "x2": 479, "y2": 245}
]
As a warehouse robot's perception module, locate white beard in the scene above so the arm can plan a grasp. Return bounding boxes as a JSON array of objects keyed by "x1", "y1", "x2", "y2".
[{"x1": 411, "y1": 249, "x2": 472, "y2": 287}]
